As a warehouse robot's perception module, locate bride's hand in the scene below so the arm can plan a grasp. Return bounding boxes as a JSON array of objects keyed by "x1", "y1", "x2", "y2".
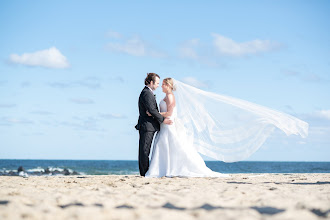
[
  {"x1": 146, "y1": 111, "x2": 152, "y2": 116},
  {"x1": 163, "y1": 118, "x2": 173, "y2": 125}
]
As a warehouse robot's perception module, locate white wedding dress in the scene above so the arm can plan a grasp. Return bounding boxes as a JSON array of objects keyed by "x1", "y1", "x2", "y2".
[
  {"x1": 145, "y1": 99, "x2": 229, "y2": 178},
  {"x1": 144, "y1": 79, "x2": 308, "y2": 177}
]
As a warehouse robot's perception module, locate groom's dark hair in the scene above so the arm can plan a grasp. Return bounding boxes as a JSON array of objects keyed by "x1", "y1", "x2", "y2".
[{"x1": 145, "y1": 73, "x2": 160, "y2": 85}]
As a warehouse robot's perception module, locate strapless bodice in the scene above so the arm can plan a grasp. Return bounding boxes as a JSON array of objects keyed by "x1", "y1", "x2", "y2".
[
  {"x1": 159, "y1": 100, "x2": 177, "y2": 118},
  {"x1": 159, "y1": 100, "x2": 167, "y2": 112}
]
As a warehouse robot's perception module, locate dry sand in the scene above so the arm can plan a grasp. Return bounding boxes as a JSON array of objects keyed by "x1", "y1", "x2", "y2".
[{"x1": 0, "y1": 174, "x2": 329, "y2": 220}]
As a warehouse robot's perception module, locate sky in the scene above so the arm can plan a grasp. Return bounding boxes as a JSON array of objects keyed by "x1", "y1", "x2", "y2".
[{"x1": 0, "y1": 1, "x2": 329, "y2": 161}]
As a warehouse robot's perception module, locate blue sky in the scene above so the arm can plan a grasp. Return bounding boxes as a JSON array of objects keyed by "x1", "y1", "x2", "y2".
[{"x1": 0, "y1": 1, "x2": 329, "y2": 161}]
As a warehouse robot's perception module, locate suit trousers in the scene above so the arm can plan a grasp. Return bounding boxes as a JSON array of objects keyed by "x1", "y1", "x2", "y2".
[{"x1": 138, "y1": 130, "x2": 156, "y2": 176}]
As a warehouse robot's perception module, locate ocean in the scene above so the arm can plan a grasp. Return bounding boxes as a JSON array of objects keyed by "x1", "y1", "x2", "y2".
[{"x1": 1, "y1": 160, "x2": 329, "y2": 176}]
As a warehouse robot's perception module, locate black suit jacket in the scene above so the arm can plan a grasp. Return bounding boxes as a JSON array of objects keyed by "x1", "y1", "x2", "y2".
[{"x1": 136, "y1": 86, "x2": 165, "y2": 131}]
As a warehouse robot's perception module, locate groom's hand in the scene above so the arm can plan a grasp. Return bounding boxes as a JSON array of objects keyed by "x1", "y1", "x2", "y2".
[{"x1": 163, "y1": 118, "x2": 173, "y2": 125}]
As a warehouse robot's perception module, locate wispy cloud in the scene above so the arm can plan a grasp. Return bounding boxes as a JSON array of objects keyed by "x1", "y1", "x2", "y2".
[
  {"x1": 49, "y1": 76, "x2": 125, "y2": 90},
  {"x1": 283, "y1": 69, "x2": 329, "y2": 83},
  {"x1": 106, "y1": 30, "x2": 123, "y2": 39},
  {"x1": 178, "y1": 34, "x2": 281, "y2": 67},
  {"x1": 21, "y1": 81, "x2": 31, "y2": 88},
  {"x1": 49, "y1": 77, "x2": 101, "y2": 89},
  {"x1": 109, "y1": 76, "x2": 125, "y2": 83},
  {"x1": 303, "y1": 74, "x2": 325, "y2": 83},
  {"x1": 57, "y1": 112, "x2": 127, "y2": 131},
  {"x1": 181, "y1": 77, "x2": 210, "y2": 89},
  {"x1": 9, "y1": 47, "x2": 70, "y2": 69},
  {"x1": 70, "y1": 98, "x2": 94, "y2": 104},
  {"x1": 315, "y1": 110, "x2": 330, "y2": 120},
  {"x1": 49, "y1": 82, "x2": 73, "y2": 88},
  {"x1": 30, "y1": 110, "x2": 53, "y2": 115},
  {"x1": 299, "y1": 110, "x2": 330, "y2": 128},
  {"x1": 60, "y1": 116, "x2": 102, "y2": 131},
  {"x1": 106, "y1": 33, "x2": 167, "y2": 58},
  {"x1": 106, "y1": 35, "x2": 145, "y2": 56},
  {"x1": 179, "y1": 39, "x2": 200, "y2": 60},
  {"x1": 99, "y1": 113, "x2": 127, "y2": 119},
  {"x1": 284, "y1": 70, "x2": 299, "y2": 77},
  {"x1": 0, "y1": 104, "x2": 16, "y2": 108},
  {"x1": 212, "y1": 33, "x2": 281, "y2": 56},
  {"x1": 304, "y1": 126, "x2": 330, "y2": 145},
  {"x1": 0, "y1": 117, "x2": 33, "y2": 126}
]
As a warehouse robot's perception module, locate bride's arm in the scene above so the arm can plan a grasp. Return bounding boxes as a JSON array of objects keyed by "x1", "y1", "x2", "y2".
[{"x1": 162, "y1": 94, "x2": 175, "y2": 117}]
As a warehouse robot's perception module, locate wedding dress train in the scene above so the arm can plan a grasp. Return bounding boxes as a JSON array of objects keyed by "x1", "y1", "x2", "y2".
[
  {"x1": 145, "y1": 100, "x2": 228, "y2": 178},
  {"x1": 145, "y1": 78, "x2": 308, "y2": 177}
]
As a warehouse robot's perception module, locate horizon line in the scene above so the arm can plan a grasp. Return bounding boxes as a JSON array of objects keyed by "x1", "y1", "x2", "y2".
[{"x1": 0, "y1": 158, "x2": 329, "y2": 162}]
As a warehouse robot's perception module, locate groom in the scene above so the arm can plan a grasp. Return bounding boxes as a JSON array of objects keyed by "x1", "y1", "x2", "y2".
[{"x1": 135, "y1": 73, "x2": 172, "y2": 176}]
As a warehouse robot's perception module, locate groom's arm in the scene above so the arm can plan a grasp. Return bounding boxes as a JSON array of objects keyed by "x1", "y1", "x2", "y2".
[{"x1": 141, "y1": 92, "x2": 165, "y2": 124}]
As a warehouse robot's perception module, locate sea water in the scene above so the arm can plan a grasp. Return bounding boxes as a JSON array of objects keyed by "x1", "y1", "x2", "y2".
[{"x1": 1, "y1": 160, "x2": 329, "y2": 176}]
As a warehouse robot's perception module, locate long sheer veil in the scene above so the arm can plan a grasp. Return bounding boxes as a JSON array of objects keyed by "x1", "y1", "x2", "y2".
[{"x1": 172, "y1": 79, "x2": 308, "y2": 162}]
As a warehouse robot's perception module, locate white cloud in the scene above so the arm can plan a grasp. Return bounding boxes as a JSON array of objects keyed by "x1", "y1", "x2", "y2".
[
  {"x1": 70, "y1": 98, "x2": 94, "y2": 104},
  {"x1": 108, "y1": 76, "x2": 125, "y2": 83},
  {"x1": 107, "y1": 36, "x2": 145, "y2": 56},
  {"x1": 21, "y1": 81, "x2": 31, "y2": 88},
  {"x1": 0, "y1": 117, "x2": 33, "y2": 126},
  {"x1": 179, "y1": 39, "x2": 200, "y2": 60},
  {"x1": 30, "y1": 110, "x2": 53, "y2": 115},
  {"x1": 303, "y1": 74, "x2": 323, "y2": 82},
  {"x1": 60, "y1": 116, "x2": 102, "y2": 131},
  {"x1": 315, "y1": 110, "x2": 330, "y2": 120},
  {"x1": 177, "y1": 34, "x2": 281, "y2": 67},
  {"x1": 309, "y1": 126, "x2": 330, "y2": 136},
  {"x1": 106, "y1": 30, "x2": 123, "y2": 39},
  {"x1": 0, "y1": 104, "x2": 16, "y2": 108},
  {"x1": 181, "y1": 77, "x2": 210, "y2": 89},
  {"x1": 106, "y1": 35, "x2": 167, "y2": 58},
  {"x1": 282, "y1": 69, "x2": 329, "y2": 84},
  {"x1": 9, "y1": 47, "x2": 70, "y2": 69},
  {"x1": 212, "y1": 33, "x2": 280, "y2": 56},
  {"x1": 306, "y1": 126, "x2": 330, "y2": 145},
  {"x1": 99, "y1": 113, "x2": 126, "y2": 119},
  {"x1": 49, "y1": 77, "x2": 101, "y2": 89},
  {"x1": 284, "y1": 70, "x2": 300, "y2": 76}
]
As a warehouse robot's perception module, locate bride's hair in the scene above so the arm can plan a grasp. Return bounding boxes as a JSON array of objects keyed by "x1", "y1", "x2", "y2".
[
  {"x1": 145, "y1": 73, "x2": 160, "y2": 85},
  {"x1": 163, "y1": 78, "x2": 176, "y2": 91}
]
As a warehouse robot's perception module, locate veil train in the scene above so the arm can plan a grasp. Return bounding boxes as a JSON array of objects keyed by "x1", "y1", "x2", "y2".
[{"x1": 172, "y1": 79, "x2": 309, "y2": 162}]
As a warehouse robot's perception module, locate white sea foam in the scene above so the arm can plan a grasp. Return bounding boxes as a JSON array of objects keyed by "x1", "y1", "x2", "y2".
[
  {"x1": 48, "y1": 167, "x2": 64, "y2": 172},
  {"x1": 27, "y1": 167, "x2": 45, "y2": 172},
  {"x1": 3, "y1": 169, "x2": 17, "y2": 173}
]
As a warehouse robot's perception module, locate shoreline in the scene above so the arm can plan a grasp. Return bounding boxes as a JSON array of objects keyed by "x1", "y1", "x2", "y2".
[
  {"x1": 1, "y1": 160, "x2": 330, "y2": 177},
  {"x1": 1, "y1": 174, "x2": 329, "y2": 219}
]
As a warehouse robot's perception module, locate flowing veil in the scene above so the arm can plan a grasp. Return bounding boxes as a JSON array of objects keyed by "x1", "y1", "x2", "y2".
[{"x1": 172, "y1": 79, "x2": 309, "y2": 162}]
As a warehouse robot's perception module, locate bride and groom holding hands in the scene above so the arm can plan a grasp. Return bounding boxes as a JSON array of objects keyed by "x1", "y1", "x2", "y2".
[{"x1": 136, "y1": 73, "x2": 308, "y2": 178}]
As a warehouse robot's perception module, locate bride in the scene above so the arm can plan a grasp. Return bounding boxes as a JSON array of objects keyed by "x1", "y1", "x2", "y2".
[
  {"x1": 146, "y1": 78, "x2": 227, "y2": 177},
  {"x1": 145, "y1": 78, "x2": 308, "y2": 178}
]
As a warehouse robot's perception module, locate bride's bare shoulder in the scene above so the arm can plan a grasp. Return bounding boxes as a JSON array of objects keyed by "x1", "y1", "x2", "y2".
[{"x1": 167, "y1": 93, "x2": 176, "y2": 104}]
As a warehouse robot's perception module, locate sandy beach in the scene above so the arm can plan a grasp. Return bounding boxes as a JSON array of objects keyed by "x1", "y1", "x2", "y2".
[{"x1": 0, "y1": 174, "x2": 329, "y2": 220}]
